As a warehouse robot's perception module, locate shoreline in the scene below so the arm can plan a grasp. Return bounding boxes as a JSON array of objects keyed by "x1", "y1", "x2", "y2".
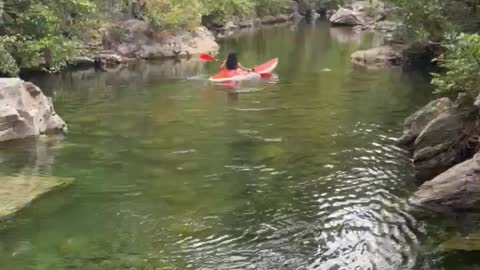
[{"x1": 14, "y1": 15, "x2": 297, "y2": 78}]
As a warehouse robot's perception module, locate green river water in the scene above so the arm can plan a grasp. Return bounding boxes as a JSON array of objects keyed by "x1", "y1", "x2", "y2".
[{"x1": 1, "y1": 22, "x2": 479, "y2": 269}]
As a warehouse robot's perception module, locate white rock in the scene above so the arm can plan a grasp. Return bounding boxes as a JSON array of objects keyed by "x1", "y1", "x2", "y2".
[{"x1": 0, "y1": 78, "x2": 66, "y2": 142}]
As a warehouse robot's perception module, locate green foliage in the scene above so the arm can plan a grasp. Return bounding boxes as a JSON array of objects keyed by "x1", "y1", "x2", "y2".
[
  {"x1": 200, "y1": 0, "x2": 255, "y2": 24},
  {"x1": 145, "y1": 0, "x2": 203, "y2": 31},
  {"x1": 432, "y1": 33, "x2": 480, "y2": 98},
  {"x1": 142, "y1": 0, "x2": 291, "y2": 29},
  {"x1": 0, "y1": 44, "x2": 18, "y2": 76},
  {"x1": 255, "y1": 0, "x2": 290, "y2": 16},
  {"x1": 388, "y1": 0, "x2": 480, "y2": 42},
  {"x1": 0, "y1": 0, "x2": 96, "y2": 75}
]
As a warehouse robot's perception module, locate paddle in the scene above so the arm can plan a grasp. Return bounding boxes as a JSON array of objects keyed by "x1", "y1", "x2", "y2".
[{"x1": 200, "y1": 54, "x2": 273, "y2": 78}]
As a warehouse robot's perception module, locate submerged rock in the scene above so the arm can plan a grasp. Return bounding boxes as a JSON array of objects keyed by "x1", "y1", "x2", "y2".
[
  {"x1": 351, "y1": 46, "x2": 403, "y2": 68},
  {"x1": 0, "y1": 175, "x2": 73, "y2": 218},
  {"x1": 397, "y1": 98, "x2": 453, "y2": 146},
  {"x1": 438, "y1": 234, "x2": 480, "y2": 252},
  {"x1": 103, "y1": 19, "x2": 219, "y2": 60},
  {"x1": 410, "y1": 153, "x2": 480, "y2": 210},
  {"x1": 0, "y1": 78, "x2": 67, "y2": 142}
]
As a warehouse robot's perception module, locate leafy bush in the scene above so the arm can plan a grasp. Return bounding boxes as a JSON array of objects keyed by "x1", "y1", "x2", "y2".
[
  {"x1": 432, "y1": 33, "x2": 480, "y2": 98},
  {"x1": 145, "y1": 0, "x2": 203, "y2": 31},
  {"x1": 200, "y1": 0, "x2": 255, "y2": 24},
  {"x1": 0, "y1": 0, "x2": 96, "y2": 74},
  {"x1": 255, "y1": 0, "x2": 290, "y2": 16},
  {"x1": 0, "y1": 44, "x2": 18, "y2": 76},
  {"x1": 388, "y1": 0, "x2": 480, "y2": 43}
]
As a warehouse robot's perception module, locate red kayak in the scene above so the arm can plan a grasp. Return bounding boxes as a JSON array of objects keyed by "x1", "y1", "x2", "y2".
[{"x1": 209, "y1": 58, "x2": 278, "y2": 82}]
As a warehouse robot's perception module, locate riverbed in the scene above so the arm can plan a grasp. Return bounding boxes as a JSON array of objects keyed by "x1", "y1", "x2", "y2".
[{"x1": 1, "y1": 21, "x2": 477, "y2": 269}]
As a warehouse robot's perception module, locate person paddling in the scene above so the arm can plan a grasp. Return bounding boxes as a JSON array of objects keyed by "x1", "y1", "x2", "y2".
[{"x1": 220, "y1": 52, "x2": 253, "y2": 72}]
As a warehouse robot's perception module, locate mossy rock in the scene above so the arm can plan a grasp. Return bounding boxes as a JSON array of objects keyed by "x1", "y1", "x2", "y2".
[
  {"x1": 438, "y1": 234, "x2": 480, "y2": 252},
  {"x1": 0, "y1": 175, "x2": 74, "y2": 219}
]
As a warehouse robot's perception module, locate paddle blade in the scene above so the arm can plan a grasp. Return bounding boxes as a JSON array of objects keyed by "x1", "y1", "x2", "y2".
[{"x1": 200, "y1": 54, "x2": 216, "y2": 62}]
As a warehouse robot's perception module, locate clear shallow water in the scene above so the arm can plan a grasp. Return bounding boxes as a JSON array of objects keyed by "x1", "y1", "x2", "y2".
[{"x1": 0, "y1": 22, "x2": 476, "y2": 269}]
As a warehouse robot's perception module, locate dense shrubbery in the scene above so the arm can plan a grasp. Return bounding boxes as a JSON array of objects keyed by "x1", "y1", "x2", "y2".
[
  {"x1": 432, "y1": 33, "x2": 480, "y2": 98},
  {"x1": 0, "y1": 0, "x2": 98, "y2": 75},
  {"x1": 145, "y1": 0, "x2": 203, "y2": 30},
  {"x1": 388, "y1": 0, "x2": 480, "y2": 42}
]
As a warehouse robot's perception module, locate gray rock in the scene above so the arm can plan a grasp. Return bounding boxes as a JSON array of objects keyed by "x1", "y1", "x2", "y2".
[
  {"x1": 238, "y1": 19, "x2": 254, "y2": 28},
  {"x1": 103, "y1": 19, "x2": 219, "y2": 60},
  {"x1": 95, "y1": 53, "x2": 125, "y2": 68},
  {"x1": 0, "y1": 78, "x2": 66, "y2": 142},
  {"x1": 351, "y1": 46, "x2": 403, "y2": 68},
  {"x1": 474, "y1": 93, "x2": 480, "y2": 108},
  {"x1": 261, "y1": 14, "x2": 290, "y2": 25},
  {"x1": 70, "y1": 56, "x2": 95, "y2": 68},
  {"x1": 410, "y1": 153, "x2": 480, "y2": 210},
  {"x1": 330, "y1": 8, "x2": 364, "y2": 26},
  {"x1": 330, "y1": 1, "x2": 387, "y2": 30},
  {"x1": 413, "y1": 108, "x2": 478, "y2": 180},
  {"x1": 223, "y1": 21, "x2": 239, "y2": 31},
  {"x1": 397, "y1": 98, "x2": 452, "y2": 146}
]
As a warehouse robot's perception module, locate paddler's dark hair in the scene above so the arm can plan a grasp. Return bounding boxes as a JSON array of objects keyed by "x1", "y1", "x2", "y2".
[{"x1": 225, "y1": 52, "x2": 238, "y2": 70}]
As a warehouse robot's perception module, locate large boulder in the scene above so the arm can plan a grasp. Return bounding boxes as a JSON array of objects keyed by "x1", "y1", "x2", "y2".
[
  {"x1": 103, "y1": 19, "x2": 219, "y2": 59},
  {"x1": 397, "y1": 98, "x2": 453, "y2": 146},
  {"x1": 351, "y1": 46, "x2": 403, "y2": 68},
  {"x1": 0, "y1": 78, "x2": 66, "y2": 142},
  {"x1": 329, "y1": 8, "x2": 364, "y2": 26},
  {"x1": 412, "y1": 107, "x2": 478, "y2": 180},
  {"x1": 330, "y1": 1, "x2": 386, "y2": 29},
  {"x1": 410, "y1": 153, "x2": 480, "y2": 210},
  {"x1": 396, "y1": 95, "x2": 480, "y2": 181}
]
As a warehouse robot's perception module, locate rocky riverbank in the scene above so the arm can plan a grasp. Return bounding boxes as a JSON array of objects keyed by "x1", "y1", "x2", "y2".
[
  {"x1": 67, "y1": 13, "x2": 299, "y2": 72},
  {"x1": 68, "y1": 22, "x2": 220, "y2": 72},
  {"x1": 396, "y1": 94, "x2": 480, "y2": 211}
]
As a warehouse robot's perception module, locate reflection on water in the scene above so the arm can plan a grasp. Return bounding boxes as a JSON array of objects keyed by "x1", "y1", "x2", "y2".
[
  {"x1": 0, "y1": 136, "x2": 65, "y2": 176},
  {"x1": 1, "y1": 22, "x2": 473, "y2": 270}
]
